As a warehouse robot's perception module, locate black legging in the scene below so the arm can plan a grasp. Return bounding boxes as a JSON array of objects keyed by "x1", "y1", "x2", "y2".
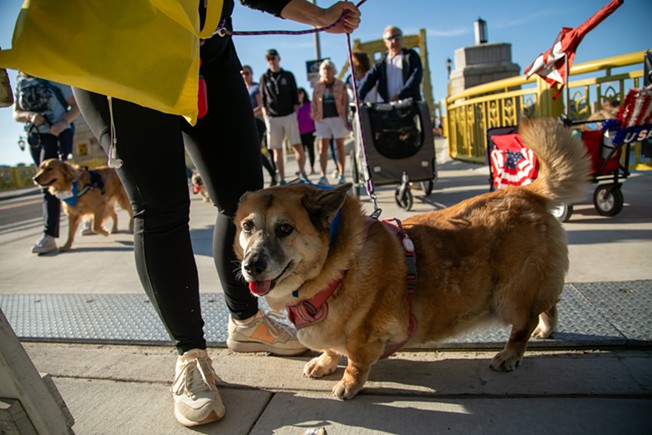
[
  {"x1": 300, "y1": 131, "x2": 316, "y2": 170},
  {"x1": 73, "y1": 36, "x2": 263, "y2": 354}
]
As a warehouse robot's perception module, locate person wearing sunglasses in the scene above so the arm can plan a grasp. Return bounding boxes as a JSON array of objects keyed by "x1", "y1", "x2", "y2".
[
  {"x1": 358, "y1": 25, "x2": 423, "y2": 103},
  {"x1": 260, "y1": 48, "x2": 309, "y2": 185}
]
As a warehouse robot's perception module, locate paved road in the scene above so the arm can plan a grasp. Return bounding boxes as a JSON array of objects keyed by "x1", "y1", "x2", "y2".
[{"x1": 0, "y1": 194, "x2": 42, "y2": 231}]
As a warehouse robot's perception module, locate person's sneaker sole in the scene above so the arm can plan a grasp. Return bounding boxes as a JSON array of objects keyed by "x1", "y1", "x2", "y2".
[
  {"x1": 174, "y1": 408, "x2": 225, "y2": 427},
  {"x1": 226, "y1": 338, "x2": 307, "y2": 356},
  {"x1": 32, "y1": 246, "x2": 58, "y2": 255}
]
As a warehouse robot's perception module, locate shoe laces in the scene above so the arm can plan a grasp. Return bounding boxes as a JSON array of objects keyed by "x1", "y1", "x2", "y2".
[
  {"x1": 260, "y1": 311, "x2": 295, "y2": 339},
  {"x1": 173, "y1": 356, "x2": 215, "y2": 399}
]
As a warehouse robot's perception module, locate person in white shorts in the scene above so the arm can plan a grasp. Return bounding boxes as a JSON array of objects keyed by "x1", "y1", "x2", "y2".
[
  {"x1": 260, "y1": 49, "x2": 308, "y2": 185},
  {"x1": 311, "y1": 59, "x2": 350, "y2": 185}
]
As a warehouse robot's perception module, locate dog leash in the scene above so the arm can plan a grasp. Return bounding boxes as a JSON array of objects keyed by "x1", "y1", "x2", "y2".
[
  {"x1": 214, "y1": 0, "x2": 368, "y2": 37},
  {"x1": 216, "y1": 0, "x2": 381, "y2": 217}
]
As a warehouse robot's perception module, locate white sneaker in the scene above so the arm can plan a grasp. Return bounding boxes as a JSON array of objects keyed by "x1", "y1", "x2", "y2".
[
  {"x1": 31, "y1": 234, "x2": 58, "y2": 254},
  {"x1": 80, "y1": 219, "x2": 93, "y2": 236},
  {"x1": 227, "y1": 311, "x2": 307, "y2": 356},
  {"x1": 172, "y1": 349, "x2": 225, "y2": 427}
]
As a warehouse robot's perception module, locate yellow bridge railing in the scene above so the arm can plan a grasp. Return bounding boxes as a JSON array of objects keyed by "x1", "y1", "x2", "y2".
[{"x1": 445, "y1": 50, "x2": 650, "y2": 170}]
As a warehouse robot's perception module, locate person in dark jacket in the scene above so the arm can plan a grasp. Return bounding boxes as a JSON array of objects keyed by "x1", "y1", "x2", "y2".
[
  {"x1": 73, "y1": 0, "x2": 360, "y2": 427},
  {"x1": 260, "y1": 48, "x2": 308, "y2": 184},
  {"x1": 358, "y1": 25, "x2": 423, "y2": 103}
]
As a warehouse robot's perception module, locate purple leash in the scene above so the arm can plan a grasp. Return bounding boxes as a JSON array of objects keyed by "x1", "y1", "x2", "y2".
[
  {"x1": 344, "y1": 22, "x2": 380, "y2": 216},
  {"x1": 215, "y1": 0, "x2": 380, "y2": 215},
  {"x1": 215, "y1": 0, "x2": 369, "y2": 37}
]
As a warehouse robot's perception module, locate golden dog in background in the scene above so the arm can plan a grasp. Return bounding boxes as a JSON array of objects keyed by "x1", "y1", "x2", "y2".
[
  {"x1": 234, "y1": 118, "x2": 591, "y2": 400},
  {"x1": 33, "y1": 159, "x2": 133, "y2": 252}
]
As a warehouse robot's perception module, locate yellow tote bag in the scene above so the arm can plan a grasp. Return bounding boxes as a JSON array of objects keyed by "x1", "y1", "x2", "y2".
[{"x1": 0, "y1": 0, "x2": 223, "y2": 125}]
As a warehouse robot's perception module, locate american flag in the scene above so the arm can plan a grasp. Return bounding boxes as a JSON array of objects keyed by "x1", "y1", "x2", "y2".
[
  {"x1": 524, "y1": 0, "x2": 623, "y2": 98},
  {"x1": 490, "y1": 134, "x2": 538, "y2": 189}
]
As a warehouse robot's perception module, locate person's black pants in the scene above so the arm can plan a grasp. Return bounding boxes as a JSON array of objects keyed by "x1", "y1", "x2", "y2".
[
  {"x1": 73, "y1": 37, "x2": 263, "y2": 354},
  {"x1": 29, "y1": 129, "x2": 73, "y2": 238},
  {"x1": 300, "y1": 131, "x2": 316, "y2": 170}
]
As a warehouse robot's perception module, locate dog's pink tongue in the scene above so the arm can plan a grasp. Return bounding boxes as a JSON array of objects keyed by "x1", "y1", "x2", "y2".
[{"x1": 249, "y1": 280, "x2": 271, "y2": 295}]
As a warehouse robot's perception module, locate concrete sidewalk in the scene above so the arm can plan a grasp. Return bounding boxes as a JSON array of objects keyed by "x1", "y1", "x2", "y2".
[
  {"x1": 1, "y1": 137, "x2": 651, "y2": 433},
  {"x1": 20, "y1": 344, "x2": 652, "y2": 434}
]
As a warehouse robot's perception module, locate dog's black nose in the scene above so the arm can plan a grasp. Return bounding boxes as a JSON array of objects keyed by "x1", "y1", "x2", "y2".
[{"x1": 243, "y1": 254, "x2": 267, "y2": 278}]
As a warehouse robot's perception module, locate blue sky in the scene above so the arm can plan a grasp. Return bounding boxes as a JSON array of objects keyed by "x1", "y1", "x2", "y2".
[{"x1": 1, "y1": 0, "x2": 650, "y2": 166}]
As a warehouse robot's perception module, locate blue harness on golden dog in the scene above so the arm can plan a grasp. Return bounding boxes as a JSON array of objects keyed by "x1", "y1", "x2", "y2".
[{"x1": 58, "y1": 170, "x2": 105, "y2": 206}]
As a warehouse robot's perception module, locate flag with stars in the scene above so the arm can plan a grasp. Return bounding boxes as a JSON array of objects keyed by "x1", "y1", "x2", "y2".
[
  {"x1": 524, "y1": 0, "x2": 623, "y2": 99},
  {"x1": 489, "y1": 133, "x2": 539, "y2": 190}
]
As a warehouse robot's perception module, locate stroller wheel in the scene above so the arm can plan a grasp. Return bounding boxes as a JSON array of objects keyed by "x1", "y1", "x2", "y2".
[
  {"x1": 593, "y1": 184, "x2": 624, "y2": 216},
  {"x1": 420, "y1": 180, "x2": 434, "y2": 196},
  {"x1": 395, "y1": 186, "x2": 413, "y2": 211},
  {"x1": 550, "y1": 203, "x2": 573, "y2": 222}
]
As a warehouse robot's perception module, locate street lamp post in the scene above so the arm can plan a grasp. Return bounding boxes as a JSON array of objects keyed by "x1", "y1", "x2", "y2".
[{"x1": 312, "y1": 0, "x2": 322, "y2": 60}]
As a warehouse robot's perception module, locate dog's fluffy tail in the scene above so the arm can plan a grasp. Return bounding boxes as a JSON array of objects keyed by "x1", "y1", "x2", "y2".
[{"x1": 519, "y1": 117, "x2": 592, "y2": 205}]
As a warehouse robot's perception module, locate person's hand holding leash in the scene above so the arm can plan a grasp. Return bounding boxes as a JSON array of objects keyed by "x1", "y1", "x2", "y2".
[
  {"x1": 49, "y1": 120, "x2": 69, "y2": 136},
  {"x1": 280, "y1": 0, "x2": 361, "y2": 34}
]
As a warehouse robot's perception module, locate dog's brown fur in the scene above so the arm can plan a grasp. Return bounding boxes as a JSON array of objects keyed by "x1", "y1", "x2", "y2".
[
  {"x1": 33, "y1": 159, "x2": 133, "y2": 252},
  {"x1": 233, "y1": 118, "x2": 591, "y2": 400},
  {"x1": 191, "y1": 172, "x2": 211, "y2": 203}
]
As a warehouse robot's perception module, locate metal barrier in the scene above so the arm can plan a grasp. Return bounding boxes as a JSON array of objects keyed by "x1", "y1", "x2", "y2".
[
  {"x1": 0, "y1": 165, "x2": 36, "y2": 191},
  {"x1": 445, "y1": 50, "x2": 650, "y2": 170}
]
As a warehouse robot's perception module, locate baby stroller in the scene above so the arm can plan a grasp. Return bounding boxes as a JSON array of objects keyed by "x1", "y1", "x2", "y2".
[{"x1": 351, "y1": 99, "x2": 437, "y2": 211}]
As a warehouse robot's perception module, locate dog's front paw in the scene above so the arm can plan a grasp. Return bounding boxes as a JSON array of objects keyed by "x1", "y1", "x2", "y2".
[
  {"x1": 490, "y1": 349, "x2": 522, "y2": 372},
  {"x1": 303, "y1": 355, "x2": 338, "y2": 379},
  {"x1": 332, "y1": 378, "x2": 363, "y2": 400},
  {"x1": 59, "y1": 245, "x2": 71, "y2": 253}
]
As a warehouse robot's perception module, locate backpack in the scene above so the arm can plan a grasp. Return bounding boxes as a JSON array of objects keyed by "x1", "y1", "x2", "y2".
[{"x1": 35, "y1": 78, "x2": 75, "y2": 134}]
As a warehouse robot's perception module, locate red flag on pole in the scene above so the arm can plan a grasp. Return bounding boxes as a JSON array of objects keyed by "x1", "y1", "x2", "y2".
[{"x1": 524, "y1": 0, "x2": 624, "y2": 97}]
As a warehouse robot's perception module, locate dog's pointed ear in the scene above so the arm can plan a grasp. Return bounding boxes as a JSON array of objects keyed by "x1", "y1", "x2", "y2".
[{"x1": 302, "y1": 184, "x2": 351, "y2": 229}]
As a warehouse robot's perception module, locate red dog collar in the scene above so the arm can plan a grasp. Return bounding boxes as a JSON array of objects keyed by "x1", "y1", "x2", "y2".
[{"x1": 286, "y1": 276, "x2": 343, "y2": 330}]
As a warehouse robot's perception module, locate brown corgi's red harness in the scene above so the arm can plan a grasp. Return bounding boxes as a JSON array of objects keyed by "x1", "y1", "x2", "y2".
[{"x1": 286, "y1": 216, "x2": 417, "y2": 358}]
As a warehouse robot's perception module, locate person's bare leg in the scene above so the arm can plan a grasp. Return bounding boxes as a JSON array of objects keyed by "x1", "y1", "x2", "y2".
[
  {"x1": 274, "y1": 148, "x2": 285, "y2": 182},
  {"x1": 319, "y1": 138, "x2": 329, "y2": 177},
  {"x1": 336, "y1": 138, "x2": 346, "y2": 175},
  {"x1": 292, "y1": 144, "x2": 306, "y2": 176}
]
